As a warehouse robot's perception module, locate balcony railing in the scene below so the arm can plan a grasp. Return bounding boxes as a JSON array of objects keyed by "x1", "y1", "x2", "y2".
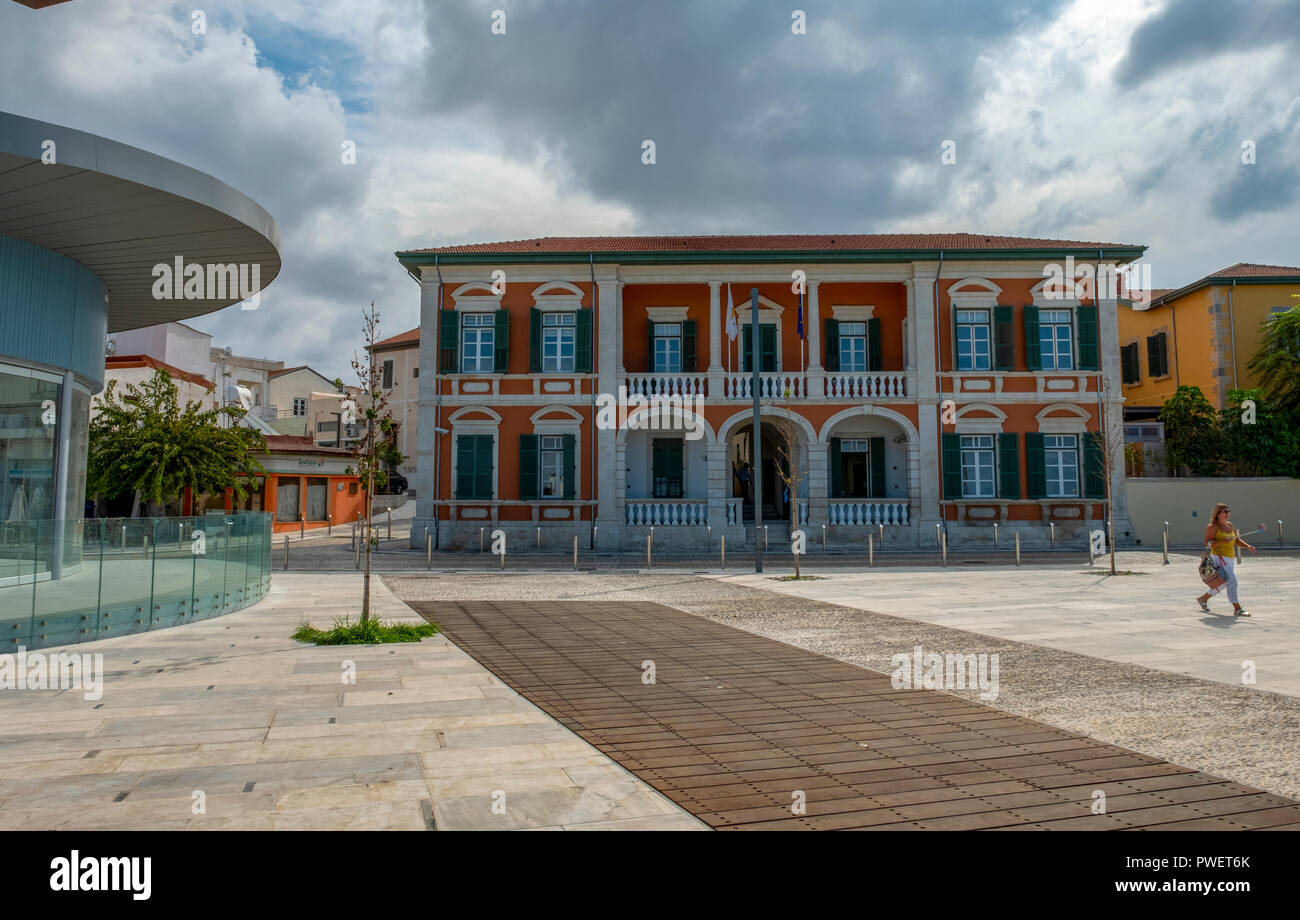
[
  {"x1": 723, "y1": 373, "x2": 806, "y2": 400},
  {"x1": 828, "y1": 500, "x2": 911, "y2": 526},
  {"x1": 625, "y1": 374, "x2": 706, "y2": 398},
  {"x1": 625, "y1": 500, "x2": 708, "y2": 526},
  {"x1": 825, "y1": 372, "x2": 907, "y2": 399}
]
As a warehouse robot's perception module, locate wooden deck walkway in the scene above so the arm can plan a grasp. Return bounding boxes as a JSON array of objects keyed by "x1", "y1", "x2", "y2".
[{"x1": 408, "y1": 599, "x2": 1300, "y2": 831}]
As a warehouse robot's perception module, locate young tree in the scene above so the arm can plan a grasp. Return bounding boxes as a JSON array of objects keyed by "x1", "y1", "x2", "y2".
[
  {"x1": 1247, "y1": 305, "x2": 1300, "y2": 413},
  {"x1": 350, "y1": 302, "x2": 399, "y2": 623},
  {"x1": 1158, "y1": 385, "x2": 1222, "y2": 477},
  {"x1": 89, "y1": 369, "x2": 264, "y2": 516}
]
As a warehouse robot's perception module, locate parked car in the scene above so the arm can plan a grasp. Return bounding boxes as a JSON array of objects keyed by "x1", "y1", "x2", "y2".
[{"x1": 378, "y1": 471, "x2": 408, "y2": 495}]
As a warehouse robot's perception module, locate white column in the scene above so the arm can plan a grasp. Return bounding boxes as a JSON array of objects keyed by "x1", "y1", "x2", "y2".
[
  {"x1": 708, "y1": 280, "x2": 722, "y2": 370},
  {"x1": 412, "y1": 272, "x2": 441, "y2": 548},
  {"x1": 597, "y1": 275, "x2": 620, "y2": 544},
  {"x1": 706, "y1": 443, "x2": 727, "y2": 533},
  {"x1": 806, "y1": 279, "x2": 823, "y2": 397},
  {"x1": 805, "y1": 442, "x2": 828, "y2": 529},
  {"x1": 910, "y1": 267, "x2": 941, "y2": 531}
]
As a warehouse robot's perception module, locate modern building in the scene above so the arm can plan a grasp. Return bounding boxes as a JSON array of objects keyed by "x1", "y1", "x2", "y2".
[
  {"x1": 395, "y1": 234, "x2": 1144, "y2": 551},
  {"x1": 0, "y1": 109, "x2": 278, "y2": 610}
]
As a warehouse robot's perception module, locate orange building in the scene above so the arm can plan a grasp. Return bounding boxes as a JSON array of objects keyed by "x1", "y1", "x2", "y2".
[
  {"x1": 394, "y1": 235, "x2": 1146, "y2": 550},
  {"x1": 223, "y1": 435, "x2": 366, "y2": 534}
]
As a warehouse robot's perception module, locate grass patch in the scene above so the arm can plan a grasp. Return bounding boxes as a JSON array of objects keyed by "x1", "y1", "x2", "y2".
[
  {"x1": 293, "y1": 616, "x2": 438, "y2": 645},
  {"x1": 769, "y1": 575, "x2": 826, "y2": 581},
  {"x1": 1081, "y1": 570, "x2": 1149, "y2": 576}
]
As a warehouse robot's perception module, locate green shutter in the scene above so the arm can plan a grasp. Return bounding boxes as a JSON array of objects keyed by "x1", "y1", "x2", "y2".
[
  {"x1": 829, "y1": 437, "x2": 842, "y2": 498},
  {"x1": 682, "y1": 320, "x2": 697, "y2": 372},
  {"x1": 562, "y1": 434, "x2": 576, "y2": 499},
  {"x1": 1077, "y1": 305, "x2": 1098, "y2": 370},
  {"x1": 867, "y1": 317, "x2": 882, "y2": 372},
  {"x1": 455, "y1": 434, "x2": 476, "y2": 498},
  {"x1": 994, "y1": 305, "x2": 1015, "y2": 370},
  {"x1": 1083, "y1": 432, "x2": 1105, "y2": 499},
  {"x1": 518, "y1": 434, "x2": 538, "y2": 501},
  {"x1": 1023, "y1": 306, "x2": 1041, "y2": 371},
  {"x1": 646, "y1": 319, "x2": 657, "y2": 372},
  {"x1": 1157, "y1": 333, "x2": 1168, "y2": 377},
  {"x1": 574, "y1": 309, "x2": 594, "y2": 373},
  {"x1": 529, "y1": 309, "x2": 542, "y2": 373},
  {"x1": 474, "y1": 435, "x2": 493, "y2": 500},
  {"x1": 439, "y1": 310, "x2": 459, "y2": 373},
  {"x1": 742, "y1": 326, "x2": 753, "y2": 372},
  {"x1": 869, "y1": 437, "x2": 886, "y2": 498},
  {"x1": 941, "y1": 433, "x2": 962, "y2": 500},
  {"x1": 493, "y1": 310, "x2": 510, "y2": 373},
  {"x1": 1025, "y1": 432, "x2": 1046, "y2": 500},
  {"x1": 760, "y1": 324, "x2": 777, "y2": 372},
  {"x1": 998, "y1": 433, "x2": 1020, "y2": 499},
  {"x1": 823, "y1": 319, "x2": 839, "y2": 371}
]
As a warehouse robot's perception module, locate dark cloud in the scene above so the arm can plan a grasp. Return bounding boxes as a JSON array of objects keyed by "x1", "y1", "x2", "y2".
[
  {"x1": 1116, "y1": 0, "x2": 1300, "y2": 87},
  {"x1": 417, "y1": 0, "x2": 1070, "y2": 231}
]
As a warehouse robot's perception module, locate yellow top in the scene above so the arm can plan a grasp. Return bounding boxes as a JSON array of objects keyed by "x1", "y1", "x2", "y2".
[{"x1": 1210, "y1": 528, "x2": 1236, "y2": 558}]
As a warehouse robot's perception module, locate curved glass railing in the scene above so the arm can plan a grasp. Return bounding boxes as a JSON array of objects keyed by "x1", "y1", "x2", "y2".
[{"x1": 0, "y1": 512, "x2": 271, "y2": 651}]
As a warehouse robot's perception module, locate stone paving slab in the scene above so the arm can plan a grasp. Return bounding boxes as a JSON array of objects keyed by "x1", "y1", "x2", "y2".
[
  {"x1": 405, "y1": 598, "x2": 1300, "y2": 831},
  {"x1": 0, "y1": 574, "x2": 705, "y2": 831}
]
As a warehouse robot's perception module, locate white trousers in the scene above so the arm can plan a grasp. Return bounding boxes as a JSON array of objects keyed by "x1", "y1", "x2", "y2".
[{"x1": 1209, "y1": 555, "x2": 1240, "y2": 605}]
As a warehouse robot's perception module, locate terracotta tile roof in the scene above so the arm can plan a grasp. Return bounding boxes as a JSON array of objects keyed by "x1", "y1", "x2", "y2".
[
  {"x1": 105, "y1": 354, "x2": 213, "y2": 389},
  {"x1": 405, "y1": 233, "x2": 1139, "y2": 254},
  {"x1": 1206, "y1": 262, "x2": 1300, "y2": 279},
  {"x1": 371, "y1": 327, "x2": 420, "y2": 349},
  {"x1": 262, "y1": 435, "x2": 352, "y2": 457}
]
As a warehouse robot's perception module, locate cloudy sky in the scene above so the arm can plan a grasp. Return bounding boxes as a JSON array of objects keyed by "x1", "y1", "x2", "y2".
[{"x1": 2, "y1": 0, "x2": 1298, "y2": 381}]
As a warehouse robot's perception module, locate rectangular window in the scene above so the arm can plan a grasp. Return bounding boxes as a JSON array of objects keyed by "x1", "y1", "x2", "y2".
[
  {"x1": 1120, "y1": 343, "x2": 1141, "y2": 384},
  {"x1": 292, "y1": 398, "x2": 307, "y2": 416},
  {"x1": 653, "y1": 323, "x2": 682, "y2": 373},
  {"x1": 413, "y1": 366, "x2": 419, "y2": 378},
  {"x1": 543, "y1": 313, "x2": 576, "y2": 373},
  {"x1": 1038, "y1": 309, "x2": 1074, "y2": 370},
  {"x1": 461, "y1": 313, "x2": 495, "y2": 373},
  {"x1": 960, "y1": 435, "x2": 995, "y2": 498},
  {"x1": 1146, "y1": 332, "x2": 1169, "y2": 378},
  {"x1": 1044, "y1": 434, "x2": 1080, "y2": 498},
  {"x1": 539, "y1": 435, "x2": 565, "y2": 498},
  {"x1": 455, "y1": 434, "x2": 494, "y2": 500},
  {"x1": 955, "y1": 310, "x2": 991, "y2": 371},
  {"x1": 838, "y1": 322, "x2": 867, "y2": 373},
  {"x1": 381, "y1": 359, "x2": 394, "y2": 389},
  {"x1": 651, "y1": 438, "x2": 684, "y2": 498}
]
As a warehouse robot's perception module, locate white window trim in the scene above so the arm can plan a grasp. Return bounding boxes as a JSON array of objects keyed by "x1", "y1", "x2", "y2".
[
  {"x1": 831, "y1": 304, "x2": 875, "y2": 322},
  {"x1": 953, "y1": 403, "x2": 1006, "y2": 435},
  {"x1": 455, "y1": 295, "x2": 501, "y2": 313},
  {"x1": 448, "y1": 407, "x2": 501, "y2": 501},
  {"x1": 646, "y1": 306, "x2": 689, "y2": 323},
  {"x1": 1035, "y1": 403, "x2": 1090, "y2": 434}
]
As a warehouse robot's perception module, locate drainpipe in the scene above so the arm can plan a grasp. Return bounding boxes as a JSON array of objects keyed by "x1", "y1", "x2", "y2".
[
  {"x1": 434, "y1": 255, "x2": 444, "y2": 549},
  {"x1": 931, "y1": 250, "x2": 945, "y2": 529},
  {"x1": 1227, "y1": 279, "x2": 1239, "y2": 390},
  {"x1": 590, "y1": 253, "x2": 598, "y2": 550}
]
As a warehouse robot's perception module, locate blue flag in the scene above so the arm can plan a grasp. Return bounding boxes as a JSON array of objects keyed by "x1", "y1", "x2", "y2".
[{"x1": 796, "y1": 287, "x2": 804, "y2": 338}]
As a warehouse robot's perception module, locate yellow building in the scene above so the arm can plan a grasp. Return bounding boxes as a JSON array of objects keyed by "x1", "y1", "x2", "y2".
[{"x1": 1119, "y1": 263, "x2": 1300, "y2": 411}]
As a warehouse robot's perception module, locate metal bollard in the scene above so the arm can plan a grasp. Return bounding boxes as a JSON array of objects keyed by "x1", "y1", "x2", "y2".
[
  {"x1": 537, "y1": 526, "x2": 541, "y2": 551},
  {"x1": 1088, "y1": 531, "x2": 1095, "y2": 566},
  {"x1": 1049, "y1": 522, "x2": 1056, "y2": 550},
  {"x1": 941, "y1": 530, "x2": 948, "y2": 567},
  {"x1": 355, "y1": 526, "x2": 361, "y2": 569},
  {"x1": 387, "y1": 508, "x2": 392, "y2": 541},
  {"x1": 1015, "y1": 532, "x2": 1021, "y2": 567},
  {"x1": 327, "y1": 514, "x2": 332, "y2": 537},
  {"x1": 300, "y1": 517, "x2": 305, "y2": 539},
  {"x1": 707, "y1": 525, "x2": 711, "y2": 548},
  {"x1": 1162, "y1": 529, "x2": 1169, "y2": 565},
  {"x1": 1279, "y1": 520, "x2": 1285, "y2": 547},
  {"x1": 993, "y1": 522, "x2": 998, "y2": 552},
  {"x1": 500, "y1": 539, "x2": 505, "y2": 569},
  {"x1": 935, "y1": 522, "x2": 941, "y2": 546},
  {"x1": 480, "y1": 527, "x2": 485, "y2": 553},
  {"x1": 573, "y1": 535, "x2": 578, "y2": 570},
  {"x1": 822, "y1": 524, "x2": 826, "y2": 550},
  {"x1": 426, "y1": 531, "x2": 431, "y2": 569},
  {"x1": 764, "y1": 525, "x2": 769, "y2": 551},
  {"x1": 721, "y1": 535, "x2": 726, "y2": 569},
  {"x1": 284, "y1": 534, "x2": 290, "y2": 570},
  {"x1": 646, "y1": 533, "x2": 652, "y2": 568},
  {"x1": 868, "y1": 533, "x2": 874, "y2": 568},
  {"x1": 878, "y1": 523, "x2": 884, "y2": 547}
]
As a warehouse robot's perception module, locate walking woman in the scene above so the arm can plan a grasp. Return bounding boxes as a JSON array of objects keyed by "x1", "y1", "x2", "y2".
[{"x1": 1197, "y1": 502, "x2": 1256, "y2": 616}]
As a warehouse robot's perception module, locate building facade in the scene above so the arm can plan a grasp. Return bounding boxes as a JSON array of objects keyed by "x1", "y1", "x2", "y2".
[
  {"x1": 369, "y1": 328, "x2": 421, "y2": 477},
  {"x1": 396, "y1": 235, "x2": 1143, "y2": 551}
]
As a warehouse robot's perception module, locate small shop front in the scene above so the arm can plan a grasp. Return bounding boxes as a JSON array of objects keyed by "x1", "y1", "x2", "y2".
[{"x1": 226, "y1": 438, "x2": 365, "y2": 533}]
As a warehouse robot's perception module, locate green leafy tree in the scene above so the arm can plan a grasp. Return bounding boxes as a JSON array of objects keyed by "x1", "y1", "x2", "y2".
[
  {"x1": 1247, "y1": 305, "x2": 1300, "y2": 413},
  {"x1": 1157, "y1": 385, "x2": 1222, "y2": 477},
  {"x1": 89, "y1": 369, "x2": 265, "y2": 516},
  {"x1": 1220, "y1": 388, "x2": 1300, "y2": 477}
]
